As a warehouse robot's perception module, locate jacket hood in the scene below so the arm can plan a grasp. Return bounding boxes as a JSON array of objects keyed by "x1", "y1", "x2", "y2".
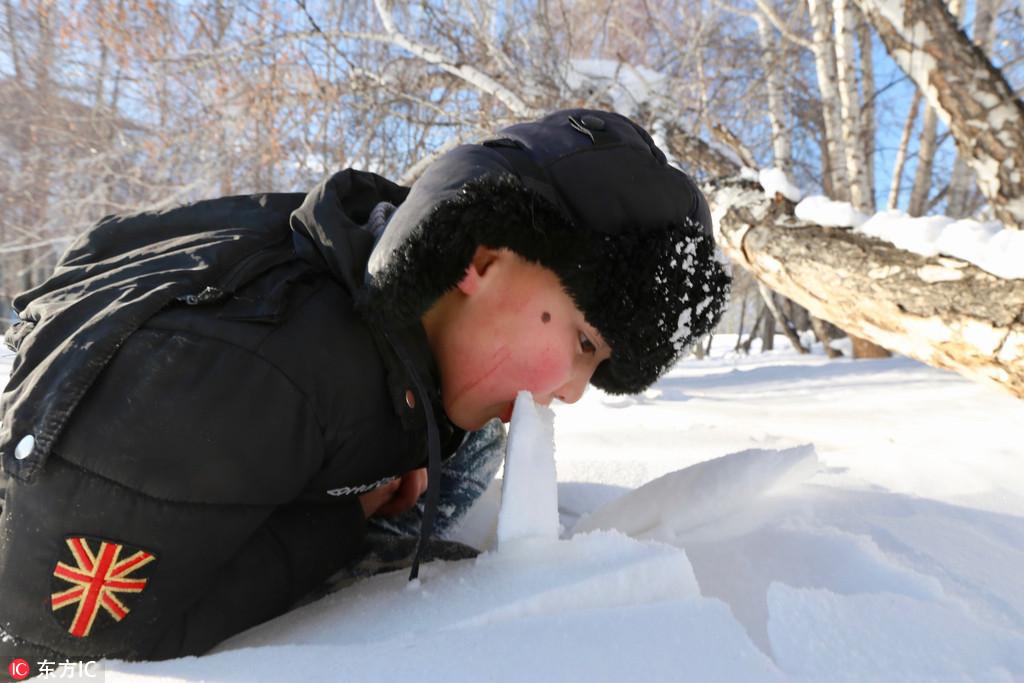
[
  {"x1": 291, "y1": 169, "x2": 410, "y2": 294},
  {"x1": 365, "y1": 109, "x2": 730, "y2": 395}
]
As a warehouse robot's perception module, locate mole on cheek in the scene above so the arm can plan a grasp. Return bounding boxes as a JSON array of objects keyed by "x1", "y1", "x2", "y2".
[{"x1": 541, "y1": 312, "x2": 551, "y2": 323}]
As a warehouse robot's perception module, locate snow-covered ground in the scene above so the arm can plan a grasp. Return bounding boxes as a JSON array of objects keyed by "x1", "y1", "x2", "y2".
[{"x1": 3, "y1": 337, "x2": 1023, "y2": 681}]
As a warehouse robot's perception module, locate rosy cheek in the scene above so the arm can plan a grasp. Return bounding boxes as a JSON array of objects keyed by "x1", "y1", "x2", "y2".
[{"x1": 518, "y1": 344, "x2": 573, "y2": 394}]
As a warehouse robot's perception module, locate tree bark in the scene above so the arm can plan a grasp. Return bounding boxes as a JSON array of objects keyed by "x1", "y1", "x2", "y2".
[
  {"x1": 741, "y1": 305, "x2": 768, "y2": 353},
  {"x1": 908, "y1": 104, "x2": 939, "y2": 216},
  {"x1": 710, "y1": 180, "x2": 1024, "y2": 398},
  {"x1": 857, "y1": 13, "x2": 876, "y2": 211},
  {"x1": 810, "y1": 315, "x2": 843, "y2": 357},
  {"x1": 807, "y1": 0, "x2": 851, "y2": 200},
  {"x1": 853, "y1": 0, "x2": 1024, "y2": 227},
  {"x1": 888, "y1": 90, "x2": 921, "y2": 210},
  {"x1": 756, "y1": 15, "x2": 791, "y2": 173},
  {"x1": 760, "y1": 302, "x2": 776, "y2": 351},
  {"x1": 666, "y1": 124, "x2": 745, "y2": 177},
  {"x1": 759, "y1": 281, "x2": 809, "y2": 352},
  {"x1": 833, "y1": 0, "x2": 871, "y2": 210},
  {"x1": 946, "y1": 0, "x2": 997, "y2": 218}
]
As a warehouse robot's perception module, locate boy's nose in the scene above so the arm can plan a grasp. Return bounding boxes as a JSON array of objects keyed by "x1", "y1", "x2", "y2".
[{"x1": 554, "y1": 372, "x2": 589, "y2": 405}]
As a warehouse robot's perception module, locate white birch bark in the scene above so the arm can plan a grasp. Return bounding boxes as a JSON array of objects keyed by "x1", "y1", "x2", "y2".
[
  {"x1": 756, "y1": 14, "x2": 792, "y2": 173},
  {"x1": 856, "y1": 15, "x2": 876, "y2": 211},
  {"x1": 853, "y1": 0, "x2": 1024, "y2": 227},
  {"x1": 833, "y1": 0, "x2": 871, "y2": 211},
  {"x1": 806, "y1": 0, "x2": 850, "y2": 200},
  {"x1": 887, "y1": 90, "x2": 921, "y2": 210},
  {"x1": 946, "y1": 0, "x2": 999, "y2": 217},
  {"x1": 908, "y1": 104, "x2": 939, "y2": 216}
]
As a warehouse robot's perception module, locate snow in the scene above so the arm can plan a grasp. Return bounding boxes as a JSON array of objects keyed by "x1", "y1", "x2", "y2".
[
  {"x1": 792, "y1": 196, "x2": 1024, "y2": 279},
  {"x1": 794, "y1": 194, "x2": 869, "y2": 228},
  {"x1": 2, "y1": 338, "x2": 1024, "y2": 681},
  {"x1": 563, "y1": 59, "x2": 667, "y2": 118},
  {"x1": 758, "y1": 168, "x2": 802, "y2": 203},
  {"x1": 496, "y1": 391, "x2": 559, "y2": 545},
  {"x1": 857, "y1": 210, "x2": 1024, "y2": 279},
  {"x1": 572, "y1": 445, "x2": 818, "y2": 542}
]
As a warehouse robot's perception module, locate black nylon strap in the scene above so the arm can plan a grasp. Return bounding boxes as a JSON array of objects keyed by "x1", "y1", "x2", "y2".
[{"x1": 381, "y1": 328, "x2": 442, "y2": 581}]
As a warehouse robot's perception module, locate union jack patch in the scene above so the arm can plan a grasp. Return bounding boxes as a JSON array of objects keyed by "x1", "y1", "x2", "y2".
[{"x1": 50, "y1": 536, "x2": 157, "y2": 638}]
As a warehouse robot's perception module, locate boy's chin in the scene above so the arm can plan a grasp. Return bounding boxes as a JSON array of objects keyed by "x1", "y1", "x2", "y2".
[
  {"x1": 443, "y1": 403, "x2": 483, "y2": 432},
  {"x1": 444, "y1": 402, "x2": 507, "y2": 432}
]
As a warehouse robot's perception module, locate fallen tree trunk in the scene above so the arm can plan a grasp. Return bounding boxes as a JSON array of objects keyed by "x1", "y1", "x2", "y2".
[{"x1": 708, "y1": 179, "x2": 1024, "y2": 398}]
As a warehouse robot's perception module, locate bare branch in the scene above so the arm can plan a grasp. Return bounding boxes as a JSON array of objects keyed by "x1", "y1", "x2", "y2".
[{"x1": 372, "y1": 0, "x2": 536, "y2": 117}]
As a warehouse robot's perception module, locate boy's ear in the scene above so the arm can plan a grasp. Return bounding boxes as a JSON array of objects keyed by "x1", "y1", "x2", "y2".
[{"x1": 456, "y1": 246, "x2": 500, "y2": 296}]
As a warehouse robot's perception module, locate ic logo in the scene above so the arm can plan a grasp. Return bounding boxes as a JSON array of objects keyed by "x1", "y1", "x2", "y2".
[{"x1": 7, "y1": 658, "x2": 31, "y2": 680}]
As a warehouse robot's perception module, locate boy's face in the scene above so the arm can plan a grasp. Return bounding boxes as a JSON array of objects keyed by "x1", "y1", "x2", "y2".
[{"x1": 423, "y1": 247, "x2": 612, "y2": 431}]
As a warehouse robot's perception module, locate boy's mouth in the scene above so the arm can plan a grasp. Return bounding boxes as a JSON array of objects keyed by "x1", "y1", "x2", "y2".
[{"x1": 499, "y1": 402, "x2": 514, "y2": 423}]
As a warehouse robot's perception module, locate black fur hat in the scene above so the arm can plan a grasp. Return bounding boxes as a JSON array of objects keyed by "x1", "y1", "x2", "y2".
[{"x1": 367, "y1": 109, "x2": 730, "y2": 395}]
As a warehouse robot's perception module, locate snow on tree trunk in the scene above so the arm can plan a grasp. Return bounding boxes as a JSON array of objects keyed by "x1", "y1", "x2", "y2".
[
  {"x1": 497, "y1": 391, "x2": 560, "y2": 548},
  {"x1": 710, "y1": 180, "x2": 1024, "y2": 398},
  {"x1": 853, "y1": 0, "x2": 1024, "y2": 228},
  {"x1": 833, "y1": 0, "x2": 871, "y2": 211},
  {"x1": 807, "y1": 0, "x2": 851, "y2": 201}
]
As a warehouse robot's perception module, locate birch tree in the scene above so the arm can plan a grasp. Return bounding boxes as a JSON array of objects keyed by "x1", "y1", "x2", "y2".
[
  {"x1": 832, "y1": 0, "x2": 871, "y2": 210},
  {"x1": 853, "y1": 0, "x2": 1024, "y2": 227},
  {"x1": 806, "y1": 0, "x2": 850, "y2": 200}
]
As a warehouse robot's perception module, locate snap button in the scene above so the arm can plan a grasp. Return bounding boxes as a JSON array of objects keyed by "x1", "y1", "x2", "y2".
[
  {"x1": 15, "y1": 434, "x2": 35, "y2": 460},
  {"x1": 404, "y1": 389, "x2": 416, "y2": 409},
  {"x1": 581, "y1": 114, "x2": 606, "y2": 131}
]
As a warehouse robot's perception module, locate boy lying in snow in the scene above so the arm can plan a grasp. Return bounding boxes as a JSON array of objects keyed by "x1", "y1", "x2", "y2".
[{"x1": 0, "y1": 110, "x2": 729, "y2": 664}]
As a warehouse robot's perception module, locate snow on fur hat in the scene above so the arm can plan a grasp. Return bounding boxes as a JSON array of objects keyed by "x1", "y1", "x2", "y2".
[{"x1": 367, "y1": 109, "x2": 731, "y2": 395}]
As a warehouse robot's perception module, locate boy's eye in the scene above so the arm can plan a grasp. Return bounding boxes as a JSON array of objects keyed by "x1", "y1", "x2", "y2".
[{"x1": 578, "y1": 331, "x2": 597, "y2": 354}]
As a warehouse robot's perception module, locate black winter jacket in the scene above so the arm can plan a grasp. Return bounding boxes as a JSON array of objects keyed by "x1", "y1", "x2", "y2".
[{"x1": 0, "y1": 169, "x2": 461, "y2": 660}]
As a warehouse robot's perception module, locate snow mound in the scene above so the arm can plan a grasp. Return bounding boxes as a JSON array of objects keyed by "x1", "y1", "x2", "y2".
[
  {"x1": 206, "y1": 530, "x2": 698, "y2": 654},
  {"x1": 857, "y1": 210, "x2": 1024, "y2": 279},
  {"x1": 794, "y1": 195, "x2": 868, "y2": 228},
  {"x1": 768, "y1": 584, "x2": 1024, "y2": 679},
  {"x1": 113, "y1": 597, "x2": 780, "y2": 682},
  {"x1": 572, "y1": 445, "x2": 818, "y2": 542},
  {"x1": 759, "y1": 168, "x2": 802, "y2": 202}
]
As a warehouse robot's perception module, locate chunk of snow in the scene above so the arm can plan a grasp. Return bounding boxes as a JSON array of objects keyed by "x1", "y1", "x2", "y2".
[
  {"x1": 572, "y1": 445, "x2": 819, "y2": 542},
  {"x1": 795, "y1": 195, "x2": 869, "y2": 228},
  {"x1": 857, "y1": 210, "x2": 1024, "y2": 279},
  {"x1": 497, "y1": 391, "x2": 559, "y2": 546},
  {"x1": 668, "y1": 308, "x2": 693, "y2": 351},
  {"x1": 758, "y1": 168, "x2": 802, "y2": 202}
]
